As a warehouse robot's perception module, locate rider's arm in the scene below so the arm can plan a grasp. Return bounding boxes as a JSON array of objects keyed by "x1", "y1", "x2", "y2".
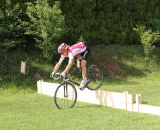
[
  {"x1": 52, "y1": 56, "x2": 65, "y2": 73},
  {"x1": 63, "y1": 59, "x2": 74, "y2": 74}
]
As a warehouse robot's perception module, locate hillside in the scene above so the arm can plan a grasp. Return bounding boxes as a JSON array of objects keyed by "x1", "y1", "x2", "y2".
[
  {"x1": 0, "y1": 44, "x2": 160, "y2": 105},
  {"x1": 0, "y1": 44, "x2": 160, "y2": 81},
  {"x1": 89, "y1": 45, "x2": 160, "y2": 106},
  {"x1": 90, "y1": 45, "x2": 160, "y2": 78}
]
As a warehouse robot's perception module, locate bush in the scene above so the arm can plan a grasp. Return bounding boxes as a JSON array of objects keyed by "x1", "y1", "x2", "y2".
[
  {"x1": 134, "y1": 25, "x2": 160, "y2": 57},
  {"x1": 0, "y1": 1, "x2": 26, "y2": 50},
  {"x1": 26, "y1": 0, "x2": 65, "y2": 61}
]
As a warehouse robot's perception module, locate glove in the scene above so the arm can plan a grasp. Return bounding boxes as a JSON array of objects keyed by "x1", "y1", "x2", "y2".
[
  {"x1": 61, "y1": 72, "x2": 67, "y2": 80},
  {"x1": 50, "y1": 72, "x2": 55, "y2": 78}
]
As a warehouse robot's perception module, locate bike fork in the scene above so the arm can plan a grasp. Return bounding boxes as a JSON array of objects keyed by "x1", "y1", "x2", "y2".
[{"x1": 64, "y1": 82, "x2": 68, "y2": 97}]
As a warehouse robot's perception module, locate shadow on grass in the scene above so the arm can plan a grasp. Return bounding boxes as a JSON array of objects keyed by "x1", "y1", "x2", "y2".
[
  {"x1": 89, "y1": 44, "x2": 160, "y2": 85},
  {"x1": 74, "y1": 103, "x2": 103, "y2": 109},
  {"x1": 105, "y1": 78, "x2": 139, "y2": 86}
]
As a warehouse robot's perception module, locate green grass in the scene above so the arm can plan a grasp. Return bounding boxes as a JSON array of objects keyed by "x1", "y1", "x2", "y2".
[
  {"x1": 0, "y1": 45, "x2": 160, "y2": 130},
  {"x1": 0, "y1": 90, "x2": 160, "y2": 130},
  {"x1": 90, "y1": 44, "x2": 160, "y2": 76},
  {"x1": 102, "y1": 72, "x2": 160, "y2": 106},
  {"x1": 89, "y1": 44, "x2": 160, "y2": 106},
  {"x1": 0, "y1": 44, "x2": 160, "y2": 107}
]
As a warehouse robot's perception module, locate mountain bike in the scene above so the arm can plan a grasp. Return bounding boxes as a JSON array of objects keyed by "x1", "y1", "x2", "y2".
[{"x1": 53, "y1": 64, "x2": 103, "y2": 109}]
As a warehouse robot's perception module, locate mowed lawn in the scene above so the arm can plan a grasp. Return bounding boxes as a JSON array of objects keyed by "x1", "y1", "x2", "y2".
[
  {"x1": 0, "y1": 89, "x2": 160, "y2": 130},
  {"x1": 103, "y1": 73, "x2": 160, "y2": 106}
]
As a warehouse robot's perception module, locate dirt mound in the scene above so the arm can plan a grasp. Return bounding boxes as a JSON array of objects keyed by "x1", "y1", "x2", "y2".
[
  {"x1": 89, "y1": 48, "x2": 126, "y2": 78},
  {"x1": 89, "y1": 46, "x2": 126, "y2": 78},
  {"x1": 102, "y1": 57, "x2": 126, "y2": 78}
]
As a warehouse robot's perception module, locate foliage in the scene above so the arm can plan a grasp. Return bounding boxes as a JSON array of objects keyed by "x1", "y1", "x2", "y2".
[
  {"x1": 0, "y1": 0, "x2": 26, "y2": 50},
  {"x1": 61, "y1": 0, "x2": 131, "y2": 45},
  {"x1": 152, "y1": 19, "x2": 160, "y2": 31},
  {"x1": 134, "y1": 25, "x2": 160, "y2": 57},
  {"x1": 60, "y1": 0, "x2": 160, "y2": 45},
  {"x1": 0, "y1": 0, "x2": 160, "y2": 58},
  {"x1": 26, "y1": 0, "x2": 64, "y2": 60},
  {"x1": 0, "y1": 44, "x2": 160, "y2": 107}
]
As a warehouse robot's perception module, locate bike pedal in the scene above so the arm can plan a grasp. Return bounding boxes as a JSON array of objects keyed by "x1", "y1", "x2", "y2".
[{"x1": 79, "y1": 87, "x2": 85, "y2": 90}]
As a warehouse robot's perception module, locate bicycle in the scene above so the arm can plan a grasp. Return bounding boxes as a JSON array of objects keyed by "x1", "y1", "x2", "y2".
[{"x1": 53, "y1": 64, "x2": 103, "y2": 109}]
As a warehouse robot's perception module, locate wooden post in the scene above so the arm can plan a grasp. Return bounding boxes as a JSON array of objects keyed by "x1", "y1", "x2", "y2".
[
  {"x1": 124, "y1": 91, "x2": 128, "y2": 110},
  {"x1": 136, "y1": 94, "x2": 141, "y2": 112},
  {"x1": 131, "y1": 94, "x2": 134, "y2": 112},
  {"x1": 37, "y1": 80, "x2": 43, "y2": 94},
  {"x1": 20, "y1": 61, "x2": 26, "y2": 74}
]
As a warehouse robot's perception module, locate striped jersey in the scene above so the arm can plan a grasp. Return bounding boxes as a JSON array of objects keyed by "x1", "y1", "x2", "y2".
[{"x1": 68, "y1": 42, "x2": 87, "y2": 59}]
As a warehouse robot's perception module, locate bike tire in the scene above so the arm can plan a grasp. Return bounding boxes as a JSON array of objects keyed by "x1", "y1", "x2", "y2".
[
  {"x1": 54, "y1": 82, "x2": 77, "y2": 109},
  {"x1": 86, "y1": 65, "x2": 103, "y2": 90}
]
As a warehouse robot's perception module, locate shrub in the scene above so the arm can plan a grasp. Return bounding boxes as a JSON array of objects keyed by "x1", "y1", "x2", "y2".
[
  {"x1": 0, "y1": 1, "x2": 26, "y2": 50},
  {"x1": 134, "y1": 25, "x2": 160, "y2": 57},
  {"x1": 26, "y1": 0, "x2": 65, "y2": 61}
]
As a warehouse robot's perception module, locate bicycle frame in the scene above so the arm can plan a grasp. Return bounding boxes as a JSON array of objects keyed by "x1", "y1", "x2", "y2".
[
  {"x1": 53, "y1": 64, "x2": 103, "y2": 109},
  {"x1": 54, "y1": 77, "x2": 77, "y2": 109}
]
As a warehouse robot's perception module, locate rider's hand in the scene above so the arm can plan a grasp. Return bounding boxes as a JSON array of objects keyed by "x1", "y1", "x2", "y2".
[
  {"x1": 61, "y1": 72, "x2": 67, "y2": 79},
  {"x1": 50, "y1": 72, "x2": 55, "y2": 78}
]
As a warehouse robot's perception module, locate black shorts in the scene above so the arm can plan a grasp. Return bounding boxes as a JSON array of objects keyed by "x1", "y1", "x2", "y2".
[{"x1": 76, "y1": 47, "x2": 90, "y2": 61}]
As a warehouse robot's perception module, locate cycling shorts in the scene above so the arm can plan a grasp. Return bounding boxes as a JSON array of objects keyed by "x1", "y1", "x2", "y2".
[{"x1": 76, "y1": 47, "x2": 90, "y2": 61}]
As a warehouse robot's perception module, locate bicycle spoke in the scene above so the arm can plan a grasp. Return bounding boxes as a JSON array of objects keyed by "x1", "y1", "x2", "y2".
[
  {"x1": 86, "y1": 65, "x2": 103, "y2": 90},
  {"x1": 54, "y1": 83, "x2": 77, "y2": 109}
]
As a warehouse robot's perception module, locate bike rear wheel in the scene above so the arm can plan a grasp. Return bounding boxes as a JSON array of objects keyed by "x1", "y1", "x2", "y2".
[
  {"x1": 54, "y1": 82, "x2": 77, "y2": 109},
  {"x1": 86, "y1": 65, "x2": 103, "y2": 90}
]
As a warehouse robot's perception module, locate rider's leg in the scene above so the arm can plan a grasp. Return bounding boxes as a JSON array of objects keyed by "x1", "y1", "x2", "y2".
[
  {"x1": 79, "y1": 47, "x2": 90, "y2": 88},
  {"x1": 81, "y1": 59, "x2": 87, "y2": 80},
  {"x1": 79, "y1": 59, "x2": 88, "y2": 88},
  {"x1": 77, "y1": 60, "x2": 81, "y2": 69}
]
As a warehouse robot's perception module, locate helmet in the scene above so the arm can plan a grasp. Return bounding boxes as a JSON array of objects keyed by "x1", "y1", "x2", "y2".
[{"x1": 58, "y1": 43, "x2": 70, "y2": 53}]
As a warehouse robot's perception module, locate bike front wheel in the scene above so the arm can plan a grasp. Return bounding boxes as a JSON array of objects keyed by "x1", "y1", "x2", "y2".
[
  {"x1": 86, "y1": 65, "x2": 103, "y2": 90},
  {"x1": 54, "y1": 82, "x2": 77, "y2": 109}
]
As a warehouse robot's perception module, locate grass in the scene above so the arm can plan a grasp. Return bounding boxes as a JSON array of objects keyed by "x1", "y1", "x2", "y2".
[
  {"x1": 90, "y1": 44, "x2": 160, "y2": 76},
  {"x1": 0, "y1": 44, "x2": 160, "y2": 107},
  {"x1": 0, "y1": 44, "x2": 160, "y2": 129},
  {"x1": 0, "y1": 90, "x2": 160, "y2": 130},
  {"x1": 102, "y1": 72, "x2": 160, "y2": 106},
  {"x1": 89, "y1": 44, "x2": 160, "y2": 106}
]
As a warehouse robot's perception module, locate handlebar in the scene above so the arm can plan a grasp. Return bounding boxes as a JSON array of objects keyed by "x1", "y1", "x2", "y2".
[
  {"x1": 53, "y1": 73, "x2": 69, "y2": 81},
  {"x1": 52, "y1": 72, "x2": 80, "y2": 86},
  {"x1": 53, "y1": 73, "x2": 61, "y2": 80}
]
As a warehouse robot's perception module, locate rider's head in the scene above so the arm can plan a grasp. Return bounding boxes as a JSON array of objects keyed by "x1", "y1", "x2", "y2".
[{"x1": 58, "y1": 43, "x2": 70, "y2": 54}]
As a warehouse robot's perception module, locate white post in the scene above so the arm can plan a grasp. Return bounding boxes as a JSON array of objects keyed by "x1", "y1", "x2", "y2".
[
  {"x1": 37, "y1": 80, "x2": 43, "y2": 94},
  {"x1": 20, "y1": 61, "x2": 26, "y2": 74},
  {"x1": 136, "y1": 94, "x2": 141, "y2": 112},
  {"x1": 124, "y1": 91, "x2": 128, "y2": 110},
  {"x1": 131, "y1": 94, "x2": 134, "y2": 112}
]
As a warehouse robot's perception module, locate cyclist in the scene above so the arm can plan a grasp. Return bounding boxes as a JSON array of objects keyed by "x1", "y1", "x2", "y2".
[{"x1": 51, "y1": 42, "x2": 90, "y2": 89}]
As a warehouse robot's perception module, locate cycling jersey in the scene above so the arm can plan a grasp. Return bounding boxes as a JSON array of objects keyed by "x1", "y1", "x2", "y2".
[
  {"x1": 68, "y1": 42, "x2": 87, "y2": 60},
  {"x1": 60, "y1": 42, "x2": 90, "y2": 61}
]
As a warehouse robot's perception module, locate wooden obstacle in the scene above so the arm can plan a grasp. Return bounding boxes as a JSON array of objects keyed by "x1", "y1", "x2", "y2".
[
  {"x1": 20, "y1": 61, "x2": 26, "y2": 74},
  {"x1": 37, "y1": 80, "x2": 160, "y2": 116}
]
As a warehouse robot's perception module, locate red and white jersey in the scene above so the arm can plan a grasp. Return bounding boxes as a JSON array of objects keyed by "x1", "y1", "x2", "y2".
[{"x1": 68, "y1": 42, "x2": 86, "y2": 60}]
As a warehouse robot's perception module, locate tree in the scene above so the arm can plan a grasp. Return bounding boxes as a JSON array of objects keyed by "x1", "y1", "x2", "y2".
[
  {"x1": 26, "y1": 0, "x2": 65, "y2": 60},
  {"x1": 134, "y1": 25, "x2": 160, "y2": 57},
  {"x1": 0, "y1": 0, "x2": 25, "y2": 50}
]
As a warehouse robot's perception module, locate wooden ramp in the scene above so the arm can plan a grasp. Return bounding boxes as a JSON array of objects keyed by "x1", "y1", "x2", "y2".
[{"x1": 37, "y1": 80, "x2": 160, "y2": 116}]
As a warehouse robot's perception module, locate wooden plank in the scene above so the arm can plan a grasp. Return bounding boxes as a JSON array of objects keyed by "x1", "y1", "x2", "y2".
[
  {"x1": 37, "y1": 81, "x2": 160, "y2": 116},
  {"x1": 20, "y1": 61, "x2": 26, "y2": 74}
]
